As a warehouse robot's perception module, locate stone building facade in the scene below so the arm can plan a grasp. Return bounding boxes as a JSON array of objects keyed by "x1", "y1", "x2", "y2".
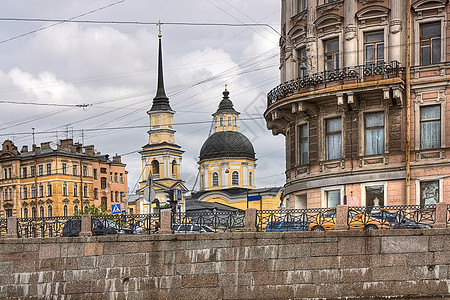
[
  {"x1": 265, "y1": 0, "x2": 450, "y2": 208},
  {"x1": 0, "y1": 139, "x2": 127, "y2": 218}
]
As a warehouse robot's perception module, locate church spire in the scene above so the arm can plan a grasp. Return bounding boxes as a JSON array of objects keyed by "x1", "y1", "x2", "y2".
[{"x1": 150, "y1": 27, "x2": 172, "y2": 112}]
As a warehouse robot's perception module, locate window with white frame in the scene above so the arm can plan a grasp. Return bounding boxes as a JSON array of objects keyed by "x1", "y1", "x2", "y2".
[
  {"x1": 420, "y1": 22, "x2": 441, "y2": 65},
  {"x1": 62, "y1": 163, "x2": 67, "y2": 175},
  {"x1": 420, "y1": 105, "x2": 441, "y2": 149},
  {"x1": 364, "y1": 31, "x2": 384, "y2": 67},
  {"x1": 47, "y1": 183, "x2": 52, "y2": 196},
  {"x1": 232, "y1": 171, "x2": 239, "y2": 185},
  {"x1": 326, "y1": 190, "x2": 340, "y2": 208},
  {"x1": 31, "y1": 185, "x2": 36, "y2": 198},
  {"x1": 365, "y1": 112, "x2": 385, "y2": 155},
  {"x1": 46, "y1": 163, "x2": 51, "y2": 175},
  {"x1": 326, "y1": 117, "x2": 342, "y2": 160},
  {"x1": 365, "y1": 185, "x2": 384, "y2": 208},
  {"x1": 38, "y1": 165, "x2": 43, "y2": 176},
  {"x1": 39, "y1": 184, "x2": 44, "y2": 198},
  {"x1": 299, "y1": 124, "x2": 309, "y2": 165},
  {"x1": 73, "y1": 183, "x2": 78, "y2": 197},
  {"x1": 420, "y1": 180, "x2": 439, "y2": 205},
  {"x1": 324, "y1": 38, "x2": 339, "y2": 75},
  {"x1": 23, "y1": 186, "x2": 28, "y2": 199},
  {"x1": 62, "y1": 182, "x2": 68, "y2": 196},
  {"x1": 212, "y1": 172, "x2": 219, "y2": 187}
]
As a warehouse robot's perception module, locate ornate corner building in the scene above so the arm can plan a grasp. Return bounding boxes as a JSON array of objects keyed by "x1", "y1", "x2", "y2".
[
  {"x1": 264, "y1": 0, "x2": 449, "y2": 208},
  {"x1": 0, "y1": 139, "x2": 128, "y2": 218}
]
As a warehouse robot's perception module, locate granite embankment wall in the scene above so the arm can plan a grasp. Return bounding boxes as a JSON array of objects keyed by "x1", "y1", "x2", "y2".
[{"x1": 1, "y1": 229, "x2": 450, "y2": 299}]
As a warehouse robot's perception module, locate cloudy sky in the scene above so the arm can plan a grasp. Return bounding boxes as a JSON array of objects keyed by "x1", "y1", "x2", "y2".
[{"x1": 0, "y1": 0, "x2": 286, "y2": 195}]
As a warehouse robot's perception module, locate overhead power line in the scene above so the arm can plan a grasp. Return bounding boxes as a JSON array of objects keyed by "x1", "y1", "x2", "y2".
[
  {"x1": 0, "y1": 18, "x2": 281, "y2": 36},
  {"x1": 0, "y1": 117, "x2": 264, "y2": 137},
  {"x1": 0, "y1": 0, "x2": 126, "y2": 45}
]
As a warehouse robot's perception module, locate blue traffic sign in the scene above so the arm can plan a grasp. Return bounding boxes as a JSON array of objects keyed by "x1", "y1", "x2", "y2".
[
  {"x1": 247, "y1": 195, "x2": 262, "y2": 201},
  {"x1": 111, "y1": 204, "x2": 121, "y2": 215}
]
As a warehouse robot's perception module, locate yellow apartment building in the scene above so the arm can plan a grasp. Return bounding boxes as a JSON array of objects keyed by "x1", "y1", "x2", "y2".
[{"x1": 0, "y1": 139, "x2": 127, "y2": 218}]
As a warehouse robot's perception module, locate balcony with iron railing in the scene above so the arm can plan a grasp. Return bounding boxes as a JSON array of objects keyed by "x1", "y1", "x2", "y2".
[{"x1": 267, "y1": 61, "x2": 403, "y2": 107}]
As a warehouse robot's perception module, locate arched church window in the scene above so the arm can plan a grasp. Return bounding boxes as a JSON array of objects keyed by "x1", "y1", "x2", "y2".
[
  {"x1": 152, "y1": 160, "x2": 160, "y2": 175},
  {"x1": 212, "y1": 172, "x2": 219, "y2": 187},
  {"x1": 171, "y1": 160, "x2": 177, "y2": 178},
  {"x1": 232, "y1": 171, "x2": 239, "y2": 185}
]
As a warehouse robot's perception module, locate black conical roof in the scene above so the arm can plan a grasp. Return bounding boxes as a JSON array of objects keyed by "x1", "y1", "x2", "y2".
[
  {"x1": 150, "y1": 37, "x2": 172, "y2": 112},
  {"x1": 213, "y1": 89, "x2": 239, "y2": 116}
]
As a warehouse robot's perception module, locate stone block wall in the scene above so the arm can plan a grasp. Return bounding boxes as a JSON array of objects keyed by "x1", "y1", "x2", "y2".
[{"x1": 1, "y1": 229, "x2": 450, "y2": 299}]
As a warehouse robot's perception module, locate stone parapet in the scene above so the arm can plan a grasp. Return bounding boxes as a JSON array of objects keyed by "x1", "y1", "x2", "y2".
[{"x1": 1, "y1": 228, "x2": 449, "y2": 299}]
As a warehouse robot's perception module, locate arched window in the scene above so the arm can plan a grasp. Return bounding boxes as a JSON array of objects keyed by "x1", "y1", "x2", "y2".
[
  {"x1": 24, "y1": 208, "x2": 28, "y2": 219},
  {"x1": 74, "y1": 205, "x2": 79, "y2": 215},
  {"x1": 32, "y1": 207, "x2": 37, "y2": 219},
  {"x1": 232, "y1": 171, "x2": 239, "y2": 185},
  {"x1": 63, "y1": 205, "x2": 68, "y2": 217},
  {"x1": 152, "y1": 160, "x2": 159, "y2": 176},
  {"x1": 39, "y1": 206, "x2": 44, "y2": 218},
  {"x1": 47, "y1": 205, "x2": 53, "y2": 217},
  {"x1": 171, "y1": 160, "x2": 177, "y2": 178},
  {"x1": 249, "y1": 172, "x2": 253, "y2": 186},
  {"x1": 212, "y1": 172, "x2": 219, "y2": 187}
]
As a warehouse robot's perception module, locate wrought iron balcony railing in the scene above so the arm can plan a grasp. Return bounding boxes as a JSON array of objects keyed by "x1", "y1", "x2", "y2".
[{"x1": 267, "y1": 61, "x2": 402, "y2": 107}]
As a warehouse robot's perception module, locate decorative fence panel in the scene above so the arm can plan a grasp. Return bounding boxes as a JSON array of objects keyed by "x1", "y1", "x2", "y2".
[
  {"x1": 18, "y1": 216, "x2": 81, "y2": 238},
  {"x1": 94, "y1": 213, "x2": 160, "y2": 234},
  {"x1": 256, "y1": 208, "x2": 328, "y2": 232},
  {"x1": 173, "y1": 211, "x2": 245, "y2": 233},
  {"x1": 267, "y1": 61, "x2": 402, "y2": 106}
]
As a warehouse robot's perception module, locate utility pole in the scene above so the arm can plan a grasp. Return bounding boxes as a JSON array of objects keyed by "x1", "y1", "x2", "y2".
[{"x1": 405, "y1": 0, "x2": 411, "y2": 206}]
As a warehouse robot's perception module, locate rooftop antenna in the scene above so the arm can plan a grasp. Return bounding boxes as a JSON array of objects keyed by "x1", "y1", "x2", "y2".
[{"x1": 32, "y1": 128, "x2": 35, "y2": 145}]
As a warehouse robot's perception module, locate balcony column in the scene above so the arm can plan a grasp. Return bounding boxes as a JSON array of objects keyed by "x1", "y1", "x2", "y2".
[
  {"x1": 389, "y1": 0, "x2": 404, "y2": 64},
  {"x1": 306, "y1": 0, "x2": 317, "y2": 74},
  {"x1": 344, "y1": 0, "x2": 357, "y2": 68}
]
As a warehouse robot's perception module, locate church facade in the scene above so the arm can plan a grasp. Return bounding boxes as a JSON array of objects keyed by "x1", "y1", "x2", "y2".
[{"x1": 190, "y1": 88, "x2": 282, "y2": 211}]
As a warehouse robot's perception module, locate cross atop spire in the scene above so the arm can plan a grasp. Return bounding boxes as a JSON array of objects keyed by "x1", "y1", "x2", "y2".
[
  {"x1": 157, "y1": 20, "x2": 162, "y2": 38},
  {"x1": 149, "y1": 29, "x2": 172, "y2": 112}
]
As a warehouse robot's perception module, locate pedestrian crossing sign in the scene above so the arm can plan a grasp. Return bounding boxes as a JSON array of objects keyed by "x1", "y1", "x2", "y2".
[{"x1": 111, "y1": 204, "x2": 121, "y2": 215}]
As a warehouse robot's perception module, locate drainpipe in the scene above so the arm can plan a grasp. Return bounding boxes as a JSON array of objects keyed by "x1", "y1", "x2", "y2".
[{"x1": 405, "y1": 0, "x2": 411, "y2": 206}]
